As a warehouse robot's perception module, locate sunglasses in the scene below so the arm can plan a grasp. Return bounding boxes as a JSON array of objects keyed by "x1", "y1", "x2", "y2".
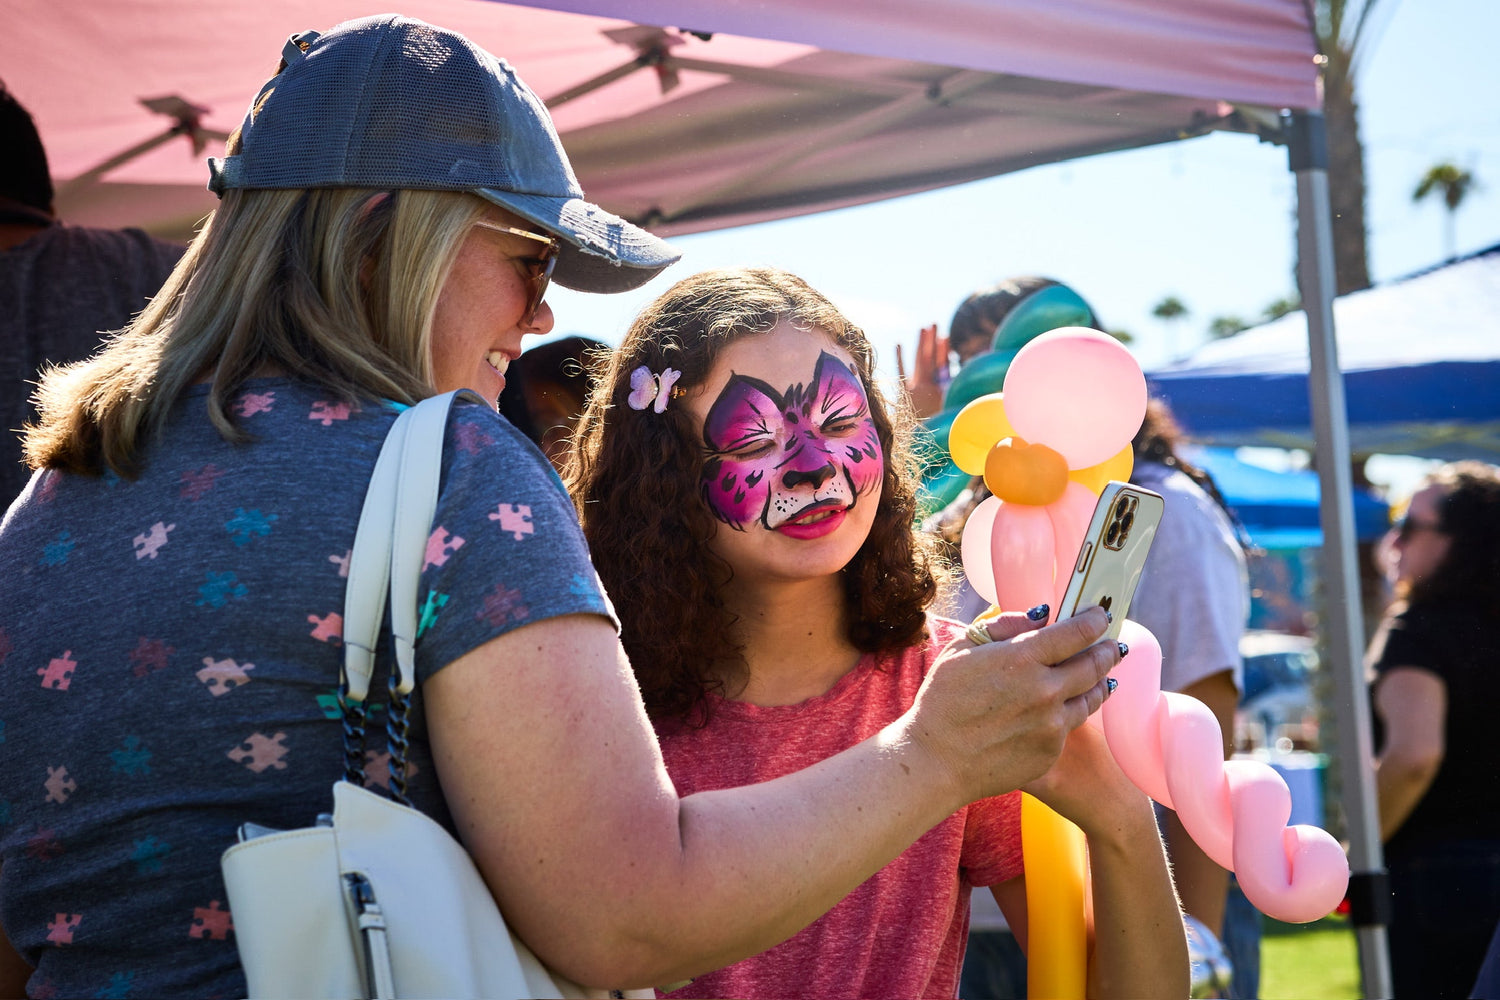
[
  {"x1": 471, "y1": 220, "x2": 560, "y2": 323},
  {"x1": 1393, "y1": 515, "x2": 1445, "y2": 544}
]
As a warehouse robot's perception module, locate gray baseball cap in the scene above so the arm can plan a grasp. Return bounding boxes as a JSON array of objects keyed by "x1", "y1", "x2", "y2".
[{"x1": 207, "y1": 13, "x2": 680, "y2": 293}]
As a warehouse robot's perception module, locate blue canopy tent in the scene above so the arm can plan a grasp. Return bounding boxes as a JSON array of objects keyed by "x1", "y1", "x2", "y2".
[
  {"x1": 1191, "y1": 447, "x2": 1390, "y2": 549},
  {"x1": 1148, "y1": 244, "x2": 1500, "y2": 462}
]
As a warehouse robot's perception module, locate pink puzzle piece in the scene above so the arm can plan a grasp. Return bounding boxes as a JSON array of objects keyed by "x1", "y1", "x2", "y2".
[
  {"x1": 309, "y1": 400, "x2": 352, "y2": 426},
  {"x1": 189, "y1": 900, "x2": 234, "y2": 940},
  {"x1": 235, "y1": 391, "x2": 276, "y2": 417},
  {"x1": 38, "y1": 651, "x2": 77, "y2": 691},
  {"x1": 46, "y1": 914, "x2": 81, "y2": 945},
  {"x1": 44, "y1": 766, "x2": 76, "y2": 804},
  {"x1": 423, "y1": 527, "x2": 465, "y2": 571},
  {"x1": 307, "y1": 612, "x2": 342, "y2": 644},
  {"x1": 329, "y1": 550, "x2": 351, "y2": 578},
  {"x1": 132, "y1": 521, "x2": 176, "y2": 560},
  {"x1": 227, "y1": 732, "x2": 289, "y2": 773},
  {"x1": 488, "y1": 504, "x2": 534, "y2": 541},
  {"x1": 196, "y1": 657, "x2": 254, "y2": 697}
]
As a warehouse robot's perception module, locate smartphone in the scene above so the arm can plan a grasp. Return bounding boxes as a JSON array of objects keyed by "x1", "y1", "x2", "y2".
[{"x1": 1055, "y1": 481, "x2": 1164, "y2": 641}]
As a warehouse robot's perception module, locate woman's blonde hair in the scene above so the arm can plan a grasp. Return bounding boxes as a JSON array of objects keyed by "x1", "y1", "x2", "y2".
[{"x1": 25, "y1": 186, "x2": 490, "y2": 477}]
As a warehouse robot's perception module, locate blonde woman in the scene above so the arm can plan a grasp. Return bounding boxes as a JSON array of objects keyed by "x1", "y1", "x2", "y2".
[{"x1": 0, "y1": 16, "x2": 1118, "y2": 998}]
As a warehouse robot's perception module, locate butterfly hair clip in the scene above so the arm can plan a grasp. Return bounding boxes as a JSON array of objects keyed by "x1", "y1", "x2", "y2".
[{"x1": 627, "y1": 365, "x2": 684, "y2": 413}]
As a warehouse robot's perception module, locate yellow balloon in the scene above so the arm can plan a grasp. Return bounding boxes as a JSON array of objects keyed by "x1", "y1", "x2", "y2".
[
  {"x1": 1022, "y1": 794, "x2": 1089, "y2": 999},
  {"x1": 1067, "y1": 443, "x2": 1134, "y2": 495},
  {"x1": 948, "y1": 394, "x2": 1016, "y2": 475}
]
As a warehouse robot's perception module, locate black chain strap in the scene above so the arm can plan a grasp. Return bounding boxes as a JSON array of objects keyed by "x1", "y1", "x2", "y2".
[
  {"x1": 339, "y1": 682, "x2": 369, "y2": 786},
  {"x1": 386, "y1": 671, "x2": 413, "y2": 807}
]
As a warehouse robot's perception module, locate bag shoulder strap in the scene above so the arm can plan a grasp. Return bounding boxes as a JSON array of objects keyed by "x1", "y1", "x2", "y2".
[{"x1": 342, "y1": 389, "x2": 487, "y2": 701}]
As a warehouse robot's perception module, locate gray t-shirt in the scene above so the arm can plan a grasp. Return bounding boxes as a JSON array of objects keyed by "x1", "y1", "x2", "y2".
[
  {"x1": 1, "y1": 224, "x2": 184, "y2": 506},
  {"x1": 1130, "y1": 461, "x2": 1248, "y2": 694},
  {"x1": 0, "y1": 378, "x2": 613, "y2": 997}
]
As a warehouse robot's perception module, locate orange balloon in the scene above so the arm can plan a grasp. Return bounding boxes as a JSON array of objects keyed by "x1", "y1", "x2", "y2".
[
  {"x1": 1068, "y1": 444, "x2": 1134, "y2": 495},
  {"x1": 984, "y1": 438, "x2": 1068, "y2": 506}
]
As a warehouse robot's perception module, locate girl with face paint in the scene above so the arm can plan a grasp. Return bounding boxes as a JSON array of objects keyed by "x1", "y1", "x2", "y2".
[{"x1": 568, "y1": 268, "x2": 1187, "y2": 1000}]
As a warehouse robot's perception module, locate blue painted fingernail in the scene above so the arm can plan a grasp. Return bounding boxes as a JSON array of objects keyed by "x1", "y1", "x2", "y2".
[
  {"x1": 1117, "y1": 641, "x2": 1130, "y2": 657},
  {"x1": 1106, "y1": 677, "x2": 1119, "y2": 695},
  {"x1": 1026, "y1": 604, "x2": 1049, "y2": 622}
]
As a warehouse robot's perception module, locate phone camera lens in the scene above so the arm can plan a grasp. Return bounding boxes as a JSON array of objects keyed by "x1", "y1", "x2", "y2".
[
  {"x1": 1120, "y1": 512, "x2": 1135, "y2": 533},
  {"x1": 1105, "y1": 524, "x2": 1121, "y2": 548}
]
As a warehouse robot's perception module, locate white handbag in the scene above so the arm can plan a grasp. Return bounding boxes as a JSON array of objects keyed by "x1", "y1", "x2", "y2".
[{"x1": 221, "y1": 390, "x2": 635, "y2": 1000}]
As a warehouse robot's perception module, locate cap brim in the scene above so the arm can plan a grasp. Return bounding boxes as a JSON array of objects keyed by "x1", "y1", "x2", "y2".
[{"x1": 476, "y1": 188, "x2": 681, "y2": 294}]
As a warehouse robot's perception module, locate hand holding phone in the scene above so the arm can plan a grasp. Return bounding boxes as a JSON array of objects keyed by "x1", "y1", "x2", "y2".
[{"x1": 1055, "y1": 481, "x2": 1164, "y2": 641}]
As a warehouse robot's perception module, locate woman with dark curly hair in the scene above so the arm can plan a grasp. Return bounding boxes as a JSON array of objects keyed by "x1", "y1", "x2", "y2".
[
  {"x1": 1368, "y1": 461, "x2": 1500, "y2": 998},
  {"x1": 568, "y1": 266, "x2": 1187, "y2": 1000}
]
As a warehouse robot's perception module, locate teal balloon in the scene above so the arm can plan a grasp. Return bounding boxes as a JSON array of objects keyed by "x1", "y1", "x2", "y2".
[
  {"x1": 914, "y1": 409, "x2": 970, "y2": 518},
  {"x1": 991, "y1": 282, "x2": 1099, "y2": 353},
  {"x1": 942, "y1": 349, "x2": 1017, "y2": 414}
]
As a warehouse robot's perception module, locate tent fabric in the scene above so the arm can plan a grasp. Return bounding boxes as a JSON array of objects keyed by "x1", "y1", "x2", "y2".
[
  {"x1": 1190, "y1": 447, "x2": 1391, "y2": 545},
  {"x1": 1, "y1": 0, "x2": 1319, "y2": 240},
  {"x1": 1148, "y1": 244, "x2": 1500, "y2": 461}
]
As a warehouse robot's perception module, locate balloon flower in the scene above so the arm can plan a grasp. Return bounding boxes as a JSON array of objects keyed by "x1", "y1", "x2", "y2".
[{"x1": 953, "y1": 329, "x2": 1349, "y2": 997}]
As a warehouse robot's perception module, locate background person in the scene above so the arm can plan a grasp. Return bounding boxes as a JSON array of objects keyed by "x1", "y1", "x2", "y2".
[
  {"x1": 1369, "y1": 460, "x2": 1500, "y2": 998},
  {"x1": 568, "y1": 266, "x2": 1188, "y2": 1000},
  {"x1": 497, "y1": 334, "x2": 609, "y2": 474},
  {"x1": 0, "y1": 18, "x2": 1126, "y2": 998},
  {"x1": 0, "y1": 82, "x2": 184, "y2": 506}
]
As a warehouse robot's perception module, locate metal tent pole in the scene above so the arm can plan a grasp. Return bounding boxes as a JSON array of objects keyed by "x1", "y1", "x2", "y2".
[{"x1": 1287, "y1": 108, "x2": 1393, "y2": 999}]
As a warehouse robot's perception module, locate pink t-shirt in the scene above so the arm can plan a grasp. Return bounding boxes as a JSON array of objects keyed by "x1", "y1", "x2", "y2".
[{"x1": 657, "y1": 617, "x2": 1024, "y2": 1000}]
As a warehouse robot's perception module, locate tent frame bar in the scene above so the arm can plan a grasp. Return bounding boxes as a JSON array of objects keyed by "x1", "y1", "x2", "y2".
[{"x1": 1286, "y1": 107, "x2": 1393, "y2": 1000}]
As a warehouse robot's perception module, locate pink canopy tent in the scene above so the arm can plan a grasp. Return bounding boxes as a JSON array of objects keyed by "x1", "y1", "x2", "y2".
[{"x1": 0, "y1": 0, "x2": 1391, "y2": 991}]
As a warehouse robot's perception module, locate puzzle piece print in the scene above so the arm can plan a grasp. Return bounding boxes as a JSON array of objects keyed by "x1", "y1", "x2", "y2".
[
  {"x1": 46, "y1": 913, "x2": 81, "y2": 945},
  {"x1": 362, "y1": 750, "x2": 419, "y2": 791},
  {"x1": 418, "y1": 590, "x2": 449, "y2": 638},
  {"x1": 132, "y1": 521, "x2": 176, "y2": 560},
  {"x1": 455, "y1": 421, "x2": 495, "y2": 455},
  {"x1": 329, "y1": 549, "x2": 351, "y2": 578},
  {"x1": 111, "y1": 736, "x2": 152, "y2": 776},
  {"x1": 40, "y1": 531, "x2": 75, "y2": 567},
  {"x1": 476, "y1": 583, "x2": 529, "y2": 628},
  {"x1": 132, "y1": 835, "x2": 170, "y2": 875},
  {"x1": 225, "y1": 507, "x2": 277, "y2": 547},
  {"x1": 98, "y1": 971, "x2": 134, "y2": 1000},
  {"x1": 38, "y1": 651, "x2": 77, "y2": 691},
  {"x1": 45, "y1": 766, "x2": 77, "y2": 804},
  {"x1": 227, "y1": 732, "x2": 289, "y2": 773},
  {"x1": 189, "y1": 900, "x2": 234, "y2": 940},
  {"x1": 196, "y1": 571, "x2": 248, "y2": 608},
  {"x1": 36, "y1": 471, "x2": 59, "y2": 503},
  {"x1": 308, "y1": 400, "x2": 352, "y2": 426},
  {"x1": 197, "y1": 656, "x2": 254, "y2": 696},
  {"x1": 569, "y1": 573, "x2": 596, "y2": 598},
  {"x1": 179, "y1": 464, "x2": 223, "y2": 501},
  {"x1": 423, "y1": 527, "x2": 465, "y2": 571},
  {"x1": 488, "y1": 504, "x2": 534, "y2": 541},
  {"x1": 128, "y1": 636, "x2": 174, "y2": 678},
  {"x1": 26, "y1": 829, "x2": 62, "y2": 861},
  {"x1": 308, "y1": 612, "x2": 342, "y2": 644},
  {"x1": 235, "y1": 390, "x2": 276, "y2": 417}
]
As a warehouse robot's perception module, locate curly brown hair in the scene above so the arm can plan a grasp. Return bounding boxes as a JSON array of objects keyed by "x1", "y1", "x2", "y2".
[{"x1": 566, "y1": 267, "x2": 943, "y2": 724}]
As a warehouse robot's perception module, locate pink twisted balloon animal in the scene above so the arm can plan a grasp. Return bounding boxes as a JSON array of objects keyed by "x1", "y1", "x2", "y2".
[{"x1": 957, "y1": 328, "x2": 1349, "y2": 923}]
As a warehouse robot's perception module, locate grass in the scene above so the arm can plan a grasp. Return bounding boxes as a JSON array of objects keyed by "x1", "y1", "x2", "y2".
[{"x1": 1260, "y1": 914, "x2": 1362, "y2": 999}]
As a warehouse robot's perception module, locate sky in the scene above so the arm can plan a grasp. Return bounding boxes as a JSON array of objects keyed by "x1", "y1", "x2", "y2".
[{"x1": 541, "y1": 0, "x2": 1499, "y2": 497}]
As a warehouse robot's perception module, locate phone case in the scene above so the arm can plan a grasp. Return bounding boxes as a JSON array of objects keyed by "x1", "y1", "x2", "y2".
[{"x1": 1055, "y1": 481, "x2": 1165, "y2": 641}]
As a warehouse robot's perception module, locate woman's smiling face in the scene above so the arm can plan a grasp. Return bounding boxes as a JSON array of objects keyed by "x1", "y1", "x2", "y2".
[{"x1": 687, "y1": 320, "x2": 884, "y2": 584}]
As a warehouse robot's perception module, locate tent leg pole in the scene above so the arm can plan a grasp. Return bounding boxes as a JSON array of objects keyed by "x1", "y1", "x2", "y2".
[{"x1": 1289, "y1": 108, "x2": 1393, "y2": 1000}]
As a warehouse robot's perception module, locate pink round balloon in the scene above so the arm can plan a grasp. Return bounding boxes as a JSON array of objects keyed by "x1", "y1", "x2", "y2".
[
  {"x1": 1002, "y1": 328, "x2": 1147, "y2": 468},
  {"x1": 959, "y1": 496, "x2": 1003, "y2": 607},
  {"x1": 990, "y1": 502, "x2": 1055, "y2": 613},
  {"x1": 1044, "y1": 482, "x2": 1098, "y2": 610}
]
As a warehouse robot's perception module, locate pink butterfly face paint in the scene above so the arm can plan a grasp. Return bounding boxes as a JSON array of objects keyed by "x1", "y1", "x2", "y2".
[{"x1": 700, "y1": 350, "x2": 883, "y2": 532}]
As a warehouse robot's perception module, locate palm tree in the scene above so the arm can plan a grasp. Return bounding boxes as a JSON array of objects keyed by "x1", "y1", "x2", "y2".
[
  {"x1": 1152, "y1": 295, "x2": 1190, "y2": 358},
  {"x1": 1413, "y1": 161, "x2": 1476, "y2": 262},
  {"x1": 1315, "y1": 0, "x2": 1394, "y2": 296},
  {"x1": 1263, "y1": 295, "x2": 1300, "y2": 322},
  {"x1": 1208, "y1": 315, "x2": 1249, "y2": 340}
]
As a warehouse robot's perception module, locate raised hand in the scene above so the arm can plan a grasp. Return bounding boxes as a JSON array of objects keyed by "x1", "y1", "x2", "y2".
[{"x1": 895, "y1": 323, "x2": 949, "y2": 418}]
